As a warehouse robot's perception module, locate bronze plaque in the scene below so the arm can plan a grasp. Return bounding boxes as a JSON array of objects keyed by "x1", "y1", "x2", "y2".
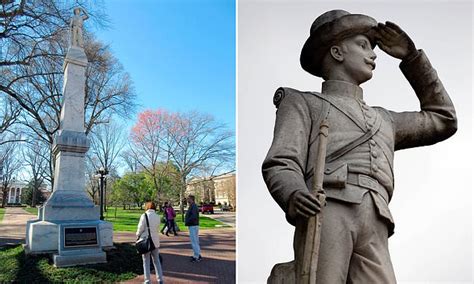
[{"x1": 64, "y1": 227, "x2": 98, "y2": 247}]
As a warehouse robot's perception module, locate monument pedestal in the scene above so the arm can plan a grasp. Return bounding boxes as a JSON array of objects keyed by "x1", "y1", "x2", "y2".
[{"x1": 25, "y1": 45, "x2": 113, "y2": 267}]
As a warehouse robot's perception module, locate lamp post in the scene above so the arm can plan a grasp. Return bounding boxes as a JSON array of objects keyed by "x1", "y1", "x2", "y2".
[{"x1": 96, "y1": 167, "x2": 108, "y2": 220}]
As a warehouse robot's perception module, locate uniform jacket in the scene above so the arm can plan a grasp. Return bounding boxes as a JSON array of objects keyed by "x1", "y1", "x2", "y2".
[
  {"x1": 262, "y1": 50, "x2": 457, "y2": 235},
  {"x1": 136, "y1": 209, "x2": 161, "y2": 248}
]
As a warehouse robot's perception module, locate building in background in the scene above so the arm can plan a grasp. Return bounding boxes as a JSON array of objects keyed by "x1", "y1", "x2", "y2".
[
  {"x1": 186, "y1": 171, "x2": 236, "y2": 209},
  {"x1": 0, "y1": 179, "x2": 51, "y2": 205}
]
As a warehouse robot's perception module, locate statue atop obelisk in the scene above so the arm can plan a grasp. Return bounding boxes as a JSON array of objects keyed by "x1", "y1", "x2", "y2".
[
  {"x1": 26, "y1": 8, "x2": 112, "y2": 267},
  {"x1": 70, "y1": 7, "x2": 89, "y2": 48}
]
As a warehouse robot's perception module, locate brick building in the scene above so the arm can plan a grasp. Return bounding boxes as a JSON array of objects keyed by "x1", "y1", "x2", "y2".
[{"x1": 186, "y1": 172, "x2": 236, "y2": 209}]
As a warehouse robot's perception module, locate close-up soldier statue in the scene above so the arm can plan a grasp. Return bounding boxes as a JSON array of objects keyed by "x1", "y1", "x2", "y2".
[{"x1": 262, "y1": 10, "x2": 457, "y2": 283}]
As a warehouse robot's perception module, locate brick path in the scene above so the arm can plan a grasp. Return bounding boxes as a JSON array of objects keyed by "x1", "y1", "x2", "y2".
[
  {"x1": 119, "y1": 228, "x2": 236, "y2": 283},
  {"x1": 0, "y1": 208, "x2": 236, "y2": 283},
  {"x1": 0, "y1": 207, "x2": 37, "y2": 246}
]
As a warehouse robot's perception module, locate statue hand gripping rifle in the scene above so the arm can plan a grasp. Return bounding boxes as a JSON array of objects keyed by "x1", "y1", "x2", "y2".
[{"x1": 262, "y1": 10, "x2": 457, "y2": 283}]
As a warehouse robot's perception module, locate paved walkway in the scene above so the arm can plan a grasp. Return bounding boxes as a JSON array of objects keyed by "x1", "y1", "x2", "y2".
[
  {"x1": 0, "y1": 208, "x2": 236, "y2": 283},
  {"x1": 0, "y1": 207, "x2": 37, "y2": 246},
  {"x1": 204, "y1": 211, "x2": 235, "y2": 227},
  {"x1": 119, "y1": 228, "x2": 235, "y2": 283}
]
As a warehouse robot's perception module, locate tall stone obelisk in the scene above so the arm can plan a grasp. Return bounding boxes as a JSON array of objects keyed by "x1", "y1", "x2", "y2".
[{"x1": 25, "y1": 7, "x2": 113, "y2": 267}]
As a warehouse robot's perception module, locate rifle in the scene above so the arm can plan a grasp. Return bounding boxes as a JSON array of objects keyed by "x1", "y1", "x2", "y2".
[
  {"x1": 268, "y1": 120, "x2": 329, "y2": 284},
  {"x1": 296, "y1": 119, "x2": 329, "y2": 283}
]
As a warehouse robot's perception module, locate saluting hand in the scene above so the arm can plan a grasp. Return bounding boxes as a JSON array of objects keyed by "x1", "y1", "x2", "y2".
[{"x1": 376, "y1": 21, "x2": 417, "y2": 61}]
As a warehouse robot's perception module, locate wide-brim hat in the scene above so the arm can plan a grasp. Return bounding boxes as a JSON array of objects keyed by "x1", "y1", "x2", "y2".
[{"x1": 300, "y1": 10, "x2": 378, "y2": 77}]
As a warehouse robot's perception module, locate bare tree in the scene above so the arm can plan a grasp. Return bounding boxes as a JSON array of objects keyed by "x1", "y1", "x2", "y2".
[
  {"x1": 0, "y1": 1, "x2": 134, "y2": 185},
  {"x1": 88, "y1": 121, "x2": 127, "y2": 172},
  {"x1": 120, "y1": 147, "x2": 140, "y2": 174},
  {"x1": 87, "y1": 121, "x2": 127, "y2": 210},
  {"x1": 130, "y1": 109, "x2": 183, "y2": 205},
  {"x1": 85, "y1": 156, "x2": 99, "y2": 203},
  {"x1": 131, "y1": 110, "x2": 235, "y2": 219},
  {"x1": 0, "y1": 142, "x2": 23, "y2": 207},
  {"x1": 0, "y1": 96, "x2": 22, "y2": 145},
  {"x1": 169, "y1": 111, "x2": 234, "y2": 219},
  {"x1": 22, "y1": 139, "x2": 49, "y2": 206}
]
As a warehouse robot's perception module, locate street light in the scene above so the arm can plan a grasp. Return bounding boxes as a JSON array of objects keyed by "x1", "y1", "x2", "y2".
[{"x1": 96, "y1": 166, "x2": 108, "y2": 220}]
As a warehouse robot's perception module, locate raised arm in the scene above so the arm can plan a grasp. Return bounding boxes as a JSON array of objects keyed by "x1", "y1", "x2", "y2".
[
  {"x1": 376, "y1": 21, "x2": 457, "y2": 150},
  {"x1": 82, "y1": 8, "x2": 89, "y2": 20}
]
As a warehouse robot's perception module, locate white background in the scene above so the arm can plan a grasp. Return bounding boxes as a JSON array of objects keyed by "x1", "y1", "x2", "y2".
[{"x1": 237, "y1": 1, "x2": 473, "y2": 283}]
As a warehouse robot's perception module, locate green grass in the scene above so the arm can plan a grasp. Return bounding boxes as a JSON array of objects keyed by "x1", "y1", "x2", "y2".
[
  {"x1": 23, "y1": 207, "x2": 38, "y2": 216},
  {"x1": 0, "y1": 243, "x2": 142, "y2": 282},
  {"x1": 0, "y1": 207, "x2": 5, "y2": 222},
  {"x1": 105, "y1": 207, "x2": 228, "y2": 232},
  {"x1": 21, "y1": 206, "x2": 229, "y2": 232}
]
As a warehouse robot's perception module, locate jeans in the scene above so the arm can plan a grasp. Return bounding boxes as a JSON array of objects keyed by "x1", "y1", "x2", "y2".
[
  {"x1": 160, "y1": 219, "x2": 168, "y2": 233},
  {"x1": 142, "y1": 248, "x2": 164, "y2": 283},
  {"x1": 167, "y1": 219, "x2": 176, "y2": 235},
  {"x1": 188, "y1": 225, "x2": 200, "y2": 258}
]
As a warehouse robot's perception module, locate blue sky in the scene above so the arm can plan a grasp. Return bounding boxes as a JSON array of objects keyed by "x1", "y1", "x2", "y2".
[{"x1": 94, "y1": 0, "x2": 236, "y2": 132}]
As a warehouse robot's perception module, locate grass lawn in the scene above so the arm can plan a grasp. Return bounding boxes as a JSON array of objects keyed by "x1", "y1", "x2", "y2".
[
  {"x1": 21, "y1": 206, "x2": 228, "y2": 232},
  {"x1": 23, "y1": 207, "x2": 38, "y2": 216},
  {"x1": 0, "y1": 207, "x2": 5, "y2": 222},
  {"x1": 0, "y1": 243, "x2": 141, "y2": 282},
  {"x1": 105, "y1": 207, "x2": 228, "y2": 232}
]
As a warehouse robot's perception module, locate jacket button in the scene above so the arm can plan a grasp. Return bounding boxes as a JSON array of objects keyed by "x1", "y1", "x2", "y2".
[
  {"x1": 369, "y1": 139, "x2": 376, "y2": 146},
  {"x1": 371, "y1": 151, "x2": 378, "y2": 158},
  {"x1": 372, "y1": 164, "x2": 379, "y2": 172}
]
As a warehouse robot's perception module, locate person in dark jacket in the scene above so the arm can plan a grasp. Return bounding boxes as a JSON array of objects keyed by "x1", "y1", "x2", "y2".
[
  {"x1": 185, "y1": 195, "x2": 201, "y2": 262},
  {"x1": 160, "y1": 202, "x2": 168, "y2": 234}
]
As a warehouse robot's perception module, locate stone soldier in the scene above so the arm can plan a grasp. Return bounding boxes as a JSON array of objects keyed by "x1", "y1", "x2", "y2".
[
  {"x1": 262, "y1": 10, "x2": 457, "y2": 283},
  {"x1": 70, "y1": 7, "x2": 89, "y2": 48}
]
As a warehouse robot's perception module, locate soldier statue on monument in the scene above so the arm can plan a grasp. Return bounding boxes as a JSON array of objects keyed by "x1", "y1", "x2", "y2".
[
  {"x1": 262, "y1": 10, "x2": 457, "y2": 283},
  {"x1": 70, "y1": 6, "x2": 89, "y2": 48}
]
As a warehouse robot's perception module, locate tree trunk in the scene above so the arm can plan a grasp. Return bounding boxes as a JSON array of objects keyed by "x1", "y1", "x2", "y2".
[
  {"x1": 1, "y1": 187, "x2": 8, "y2": 208},
  {"x1": 180, "y1": 175, "x2": 186, "y2": 222},
  {"x1": 31, "y1": 186, "x2": 37, "y2": 207}
]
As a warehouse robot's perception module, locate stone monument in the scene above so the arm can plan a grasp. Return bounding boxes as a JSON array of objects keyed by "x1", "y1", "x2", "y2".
[
  {"x1": 262, "y1": 10, "x2": 457, "y2": 283},
  {"x1": 25, "y1": 8, "x2": 113, "y2": 267}
]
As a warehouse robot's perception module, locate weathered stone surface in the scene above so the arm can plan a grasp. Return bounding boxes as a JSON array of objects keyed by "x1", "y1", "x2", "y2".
[
  {"x1": 263, "y1": 9, "x2": 457, "y2": 283},
  {"x1": 53, "y1": 250, "x2": 106, "y2": 267},
  {"x1": 26, "y1": 10, "x2": 112, "y2": 263},
  {"x1": 27, "y1": 221, "x2": 59, "y2": 252}
]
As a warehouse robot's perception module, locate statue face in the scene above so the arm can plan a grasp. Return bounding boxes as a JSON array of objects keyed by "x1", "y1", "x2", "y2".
[
  {"x1": 74, "y1": 8, "x2": 81, "y2": 15},
  {"x1": 338, "y1": 34, "x2": 377, "y2": 84}
]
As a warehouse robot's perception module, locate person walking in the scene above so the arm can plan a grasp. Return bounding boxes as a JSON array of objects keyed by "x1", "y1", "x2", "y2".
[
  {"x1": 136, "y1": 201, "x2": 164, "y2": 283},
  {"x1": 185, "y1": 195, "x2": 201, "y2": 262},
  {"x1": 160, "y1": 202, "x2": 169, "y2": 235},
  {"x1": 165, "y1": 202, "x2": 178, "y2": 236}
]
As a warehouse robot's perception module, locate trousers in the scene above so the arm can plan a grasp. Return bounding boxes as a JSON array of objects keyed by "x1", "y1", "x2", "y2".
[
  {"x1": 294, "y1": 192, "x2": 396, "y2": 283},
  {"x1": 189, "y1": 225, "x2": 201, "y2": 258},
  {"x1": 142, "y1": 248, "x2": 164, "y2": 284}
]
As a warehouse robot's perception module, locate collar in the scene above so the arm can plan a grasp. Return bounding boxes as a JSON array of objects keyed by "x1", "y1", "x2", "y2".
[{"x1": 321, "y1": 80, "x2": 364, "y2": 100}]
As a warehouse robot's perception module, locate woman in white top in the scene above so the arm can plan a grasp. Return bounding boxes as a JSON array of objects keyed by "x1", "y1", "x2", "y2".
[{"x1": 136, "y1": 201, "x2": 164, "y2": 283}]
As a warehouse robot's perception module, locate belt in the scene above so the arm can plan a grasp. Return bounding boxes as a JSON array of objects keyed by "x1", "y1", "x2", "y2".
[{"x1": 346, "y1": 172, "x2": 389, "y2": 204}]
